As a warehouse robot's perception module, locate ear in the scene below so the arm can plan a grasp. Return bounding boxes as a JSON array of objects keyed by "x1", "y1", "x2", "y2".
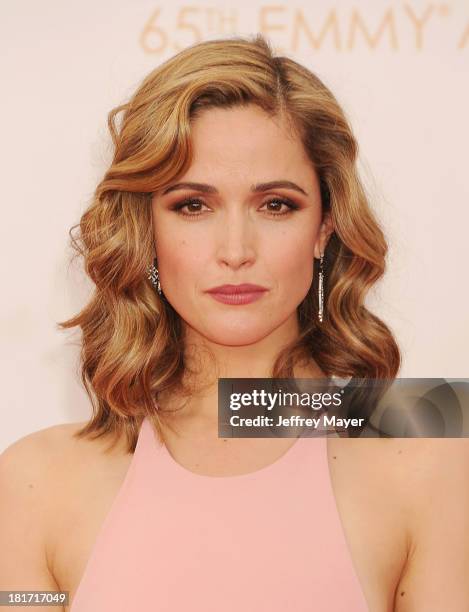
[{"x1": 313, "y1": 212, "x2": 334, "y2": 259}]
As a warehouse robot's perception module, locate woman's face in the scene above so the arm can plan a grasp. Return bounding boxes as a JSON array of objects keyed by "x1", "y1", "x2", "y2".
[{"x1": 151, "y1": 104, "x2": 332, "y2": 346}]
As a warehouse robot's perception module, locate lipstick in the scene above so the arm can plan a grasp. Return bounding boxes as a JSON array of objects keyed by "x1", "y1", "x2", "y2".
[{"x1": 206, "y1": 284, "x2": 268, "y2": 305}]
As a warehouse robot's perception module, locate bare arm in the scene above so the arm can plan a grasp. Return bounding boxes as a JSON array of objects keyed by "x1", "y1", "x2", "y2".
[
  {"x1": 0, "y1": 431, "x2": 65, "y2": 611},
  {"x1": 394, "y1": 439, "x2": 469, "y2": 611}
]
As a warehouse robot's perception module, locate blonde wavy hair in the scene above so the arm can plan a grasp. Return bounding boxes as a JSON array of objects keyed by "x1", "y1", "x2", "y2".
[{"x1": 59, "y1": 34, "x2": 401, "y2": 452}]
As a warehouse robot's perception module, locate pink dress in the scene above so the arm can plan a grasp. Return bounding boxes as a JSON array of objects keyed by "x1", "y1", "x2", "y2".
[{"x1": 70, "y1": 416, "x2": 368, "y2": 611}]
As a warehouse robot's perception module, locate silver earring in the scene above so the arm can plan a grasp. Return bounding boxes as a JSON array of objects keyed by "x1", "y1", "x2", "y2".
[
  {"x1": 147, "y1": 258, "x2": 162, "y2": 295},
  {"x1": 318, "y1": 253, "x2": 324, "y2": 323}
]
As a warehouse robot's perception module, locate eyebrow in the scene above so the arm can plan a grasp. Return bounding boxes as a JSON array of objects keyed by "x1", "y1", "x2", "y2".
[{"x1": 161, "y1": 180, "x2": 308, "y2": 196}]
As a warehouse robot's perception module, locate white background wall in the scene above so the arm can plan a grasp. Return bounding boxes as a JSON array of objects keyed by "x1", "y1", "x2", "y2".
[{"x1": 1, "y1": 0, "x2": 468, "y2": 448}]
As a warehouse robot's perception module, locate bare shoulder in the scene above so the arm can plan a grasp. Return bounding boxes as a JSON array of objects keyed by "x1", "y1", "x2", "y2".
[
  {"x1": 329, "y1": 436, "x2": 469, "y2": 610},
  {"x1": 382, "y1": 437, "x2": 469, "y2": 523},
  {"x1": 328, "y1": 434, "x2": 469, "y2": 467},
  {"x1": 2, "y1": 420, "x2": 89, "y2": 452},
  {"x1": 392, "y1": 438, "x2": 469, "y2": 610},
  {"x1": 328, "y1": 435, "x2": 469, "y2": 501},
  {"x1": 0, "y1": 420, "x2": 134, "y2": 604},
  {"x1": 0, "y1": 422, "x2": 107, "y2": 482},
  {"x1": 0, "y1": 420, "x2": 129, "y2": 498},
  {"x1": 0, "y1": 422, "x2": 88, "y2": 485},
  {"x1": 0, "y1": 419, "x2": 137, "y2": 544},
  {"x1": 0, "y1": 422, "x2": 92, "y2": 599},
  {"x1": 0, "y1": 422, "x2": 99, "y2": 539}
]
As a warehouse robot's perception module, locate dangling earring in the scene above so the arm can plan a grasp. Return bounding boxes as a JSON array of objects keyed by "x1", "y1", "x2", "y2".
[
  {"x1": 147, "y1": 257, "x2": 162, "y2": 295},
  {"x1": 318, "y1": 252, "x2": 324, "y2": 323}
]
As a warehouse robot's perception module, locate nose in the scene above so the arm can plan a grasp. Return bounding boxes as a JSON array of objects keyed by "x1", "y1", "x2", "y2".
[{"x1": 215, "y1": 208, "x2": 256, "y2": 270}]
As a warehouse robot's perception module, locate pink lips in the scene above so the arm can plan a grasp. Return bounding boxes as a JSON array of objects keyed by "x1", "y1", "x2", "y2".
[{"x1": 206, "y1": 284, "x2": 268, "y2": 305}]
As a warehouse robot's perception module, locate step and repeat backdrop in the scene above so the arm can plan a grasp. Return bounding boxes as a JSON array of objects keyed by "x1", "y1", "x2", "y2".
[{"x1": 1, "y1": 0, "x2": 468, "y2": 444}]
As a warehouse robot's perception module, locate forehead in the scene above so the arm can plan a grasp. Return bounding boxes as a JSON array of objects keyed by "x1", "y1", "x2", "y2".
[{"x1": 186, "y1": 104, "x2": 315, "y2": 183}]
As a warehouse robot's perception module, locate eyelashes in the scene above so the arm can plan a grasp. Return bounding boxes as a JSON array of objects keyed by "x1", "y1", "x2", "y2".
[{"x1": 171, "y1": 197, "x2": 300, "y2": 219}]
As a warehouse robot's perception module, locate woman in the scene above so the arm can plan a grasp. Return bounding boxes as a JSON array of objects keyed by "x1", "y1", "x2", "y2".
[{"x1": 1, "y1": 34, "x2": 468, "y2": 612}]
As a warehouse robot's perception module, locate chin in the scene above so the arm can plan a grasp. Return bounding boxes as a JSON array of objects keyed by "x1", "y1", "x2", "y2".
[{"x1": 199, "y1": 319, "x2": 277, "y2": 347}]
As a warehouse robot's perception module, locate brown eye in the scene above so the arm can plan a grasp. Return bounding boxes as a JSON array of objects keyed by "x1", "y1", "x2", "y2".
[
  {"x1": 172, "y1": 197, "x2": 209, "y2": 217},
  {"x1": 260, "y1": 198, "x2": 299, "y2": 216},
  {"x1": 185, "y1": 200, "x2": 202, "y2": 212}
]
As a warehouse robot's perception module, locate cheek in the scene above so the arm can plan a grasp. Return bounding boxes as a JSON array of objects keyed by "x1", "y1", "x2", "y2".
[
  {"x1": 269, "y1": 232, "x2": 316, "y2": 289},
  {"x1": 155, "y1": 235, "x2": 205, "y2": 291}
]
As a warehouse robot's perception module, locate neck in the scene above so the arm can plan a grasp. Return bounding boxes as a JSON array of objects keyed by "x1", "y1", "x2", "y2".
[{"x1": 157, "y1": 314, "x2": 324, "y2": 434}]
